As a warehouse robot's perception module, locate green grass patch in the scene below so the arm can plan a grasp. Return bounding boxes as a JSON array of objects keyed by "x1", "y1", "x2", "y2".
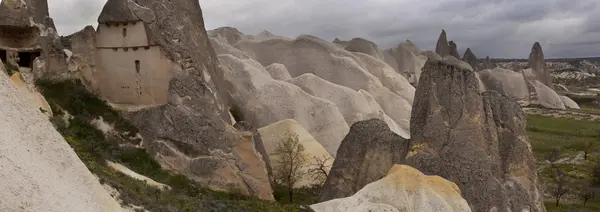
[{"x1": 37, "y1": 79, "x2": 310, "y2": 211}]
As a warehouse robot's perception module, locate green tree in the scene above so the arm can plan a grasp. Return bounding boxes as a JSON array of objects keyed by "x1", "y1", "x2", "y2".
[{"x1": 271, "y1": 133, "x2": 308, "y2": 203}]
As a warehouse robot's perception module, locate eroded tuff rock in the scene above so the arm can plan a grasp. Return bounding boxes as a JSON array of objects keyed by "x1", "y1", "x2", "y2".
[
  {"x1": 478, "y1": 68, "x2": 530, "y2": 104},
  {"x1": 213, "y1": 29, "x2": 414, "y2": 139},
  {"x1": 287, "y1": 73, "x2": 408, "y2": 137},
  {"x1": 529, "y1": 42, "x2": 552, "y2": 87},
  {"x1": 312, "y1": 165, "x2": 472, "y2": 212},
  {"x1": 462, "y1": 48, "x2": 478, "y2": 71},
  {"x1": 483, "y1": 56, "x2": 495, "y2": 70},
  {"x1": 560, "y1": 96, "x2": 580, "y2": 109},
  {"x1": 435, "y1": 30, "x2": 450, "y2": 57},
  {"x1": 406, "y1": 60, "x2": 546, "y2": 212},
  {"x1": 100, "y1": 0, "x2": 274, "y2": 199},
  {"x1": 0, "y1": 0, "x2": 68, "y2": 79},
  {"x1": 320, "y1": 119, "x2": 409, "y2": 202},
  {"x1": 342, "y1": 37, "x2": 383, "y2": 60},
  {"x1": 384, "y1": 41, "x2": 428, "y2": 85},
  {"x1": 0, "y1": 62, "x2": 123, "y2": 211},
  {"x1": 217, "y1": 54, "x2": 349, "y2": 156},
  {"x1": 234, "y1": 121, "x2": 272, "y2": 179},
  {"x1": 258, "y1": 119, "x2": 333, "y2": 187},
  {"x1": 449, "y1": 40, "x2": 460, "y2": 59}
]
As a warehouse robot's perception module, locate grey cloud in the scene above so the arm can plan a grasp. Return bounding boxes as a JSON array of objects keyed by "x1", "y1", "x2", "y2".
[{"x1": 48, "y1": 0, "x2": 600, "y2": 58}]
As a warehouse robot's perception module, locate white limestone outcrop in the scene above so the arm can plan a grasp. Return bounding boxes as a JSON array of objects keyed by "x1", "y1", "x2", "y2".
[{"x1": 310, "y1": 165, "x2": 471, "y2": 212}]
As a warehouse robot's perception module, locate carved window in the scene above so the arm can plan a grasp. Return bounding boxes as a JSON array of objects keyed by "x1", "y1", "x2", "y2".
[
  {"x1": 122, "y1": 28, "x2": 127, "y2": 37},
  {"x1": 135, "y1": 60, "x2": 140, "y2": 73}
]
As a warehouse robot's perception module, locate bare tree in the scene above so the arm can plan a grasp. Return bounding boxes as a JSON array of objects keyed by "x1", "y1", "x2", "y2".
[
  {"x1": 271, "y1": 133, "x2": 308, "y2": 202},
  {"x1": 546, "y1": 147, "x2": 561, "y2": 165},
  {"x1": 578, "y1": 184, "x2": 597, "y2": 206},
  {"x1": 307, "y1": 155, "x2": 332, "y2": 186},
  {"x1": 552, "y1": 166, "x2": 569, "y2": 206}
]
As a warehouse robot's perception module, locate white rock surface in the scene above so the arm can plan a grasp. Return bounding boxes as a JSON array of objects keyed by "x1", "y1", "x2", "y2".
[
  {"x1": 560, "y1": 96, "x2": 580, "y2": 109},
  {"x1": 384, "y1": 41, "x2": 428, "y2": 85},
  {"x1": 287, "y1": 73, "x2": 408, "y2": 137},
  {"x1": 258, "y1": 119, "x2": 334, "y2": 187},
  {"x1": 265, "y1": 63, "x2": 292, "y2": 80},
  {"x1": 477, "y1": 68, "x2": 529, "y2": 101},
  {"x1": 310, "y1": 165, "x2": 471, "y2": 212},
  {"x1": 0, "y1": 69, "x2": 123, "y2": 211},
  {"x1": 9, "y1": 72, "x2": 53, "y2": 117},
  {"x1": 534, "y1": 80, "x2": 566, "y2": 110},
  {"x1": 218, "y1": 54, "x2": 350, "y2": 156}
]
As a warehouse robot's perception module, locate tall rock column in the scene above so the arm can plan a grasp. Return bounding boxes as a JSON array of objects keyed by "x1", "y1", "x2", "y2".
[
  {"x1": 449, "y1": 40, "x2": 460, "y2": 59},
  {"x1": 462, "y1": 48, "x2": 478, "y2": 71},
  {"x1": 435, "y1": 29, "x2": 450, "y2": 57},
  {"x1": 406, "y1": 59, "x2": 546, "y2": 212},
  {"x1": 528, "y1": 42, "x2": 552, "y2": 87}
]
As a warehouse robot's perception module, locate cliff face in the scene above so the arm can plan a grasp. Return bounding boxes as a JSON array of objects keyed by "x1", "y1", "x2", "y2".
[{"x1": 0, "y1": 61, "x2": 123, "y2": 212}]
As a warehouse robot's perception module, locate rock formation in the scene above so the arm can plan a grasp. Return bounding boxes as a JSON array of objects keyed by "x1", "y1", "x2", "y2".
[
  {"x1": 258, "y1": 119, "x2": 333, "y2": 187},
  {"x1": 342, "y1": 37, "x2": 383, "y2": 60},
  {"x1": 0, "y1": 0, "x2": 68, "y2": 79},
  {"x1": 64, "y1": 26, "x2": 98, "y2": 92},
  {"x1": 311, "y1": 165, "x2": 472, "y2": 212},
  {"x1": 483, "y1": 56, "x2": 495, "y2": 69},
  {"x1": 217, "y1": 53, "x2": 350, "y2": 156},
  {"x1": 384, "y1": 40, "x2": 428, "y2": 85},
  {"x1": 211, "y1": 28, "x2": 414, "y2": 140},
  {"x1": 560, "y1": 96, "x2": 580, "y2": 109},
  {"x1": 265, "y1": 63, "x2": 292, "y2": 80},
  {"x1": 528, "y1": 42, "x2": 552, "y2": 87},
  {"x1": 406, "y1": 59, "x2": 546, "y2": 212},
  {"x1": 287, "y1": 73, "x2": 407, "y2": 137},
  {"x1": 462, "y1": 48, "x2": 478, "y2": 71},
  {"x1": 478, "y1": 68, "x2": 530, "y2": 104},
  {"x1": 449, "y1": 40, "x2": 460, "y2": 59},
  {"x1": 234, "y1": 121, "x2": 272, "y2": 179},
  {"x1": 9, "y1": 72, "x2": 52, "y2": 117},
  {"x1": 0, "y1": 62, "x2": 123, "y2": 211},
  {"x1": 319, "y1": 119, "x2": 409, "y2": 202},
  {"x1": 435, "y1": 30, "x2": 450, "y2": 57},
  {"x1": 93, "y1": 0, "x2": 274, "y2": 199}
]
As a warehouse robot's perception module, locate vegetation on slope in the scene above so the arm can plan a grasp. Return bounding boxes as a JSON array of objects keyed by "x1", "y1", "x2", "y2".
[
  {"x1": 527, "y1": 114, "x2": 600, "y2": 211},
  {"x1": 37, "y1": 79, "x2": 311, "y2": 212}
]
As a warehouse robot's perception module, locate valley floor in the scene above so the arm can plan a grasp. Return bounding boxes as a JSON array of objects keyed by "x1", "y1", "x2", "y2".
[{"x1": 526, "y1": 111, "x2": 600, "y2": 211}]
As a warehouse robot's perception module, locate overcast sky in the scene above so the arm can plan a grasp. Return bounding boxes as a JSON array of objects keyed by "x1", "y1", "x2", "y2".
[{"x1": 45, "y1": 0, "x2": 600, "y2": 58}]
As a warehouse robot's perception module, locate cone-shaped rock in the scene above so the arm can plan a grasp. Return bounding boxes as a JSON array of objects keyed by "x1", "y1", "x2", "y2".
[
  {"x1": 528, "y1": 42, "x2": 552, "y2": 87},
  {"x1": 435, "y1": 30, "x2": 450, "y2": 57},
  {"x1": 406, "y1": 59, "x2": 546, "y2": 212},
  {"x1": 319, "y1": 119, "x2": 409, "y2": 202},
  {"x1": 462, "y1": 48, "x2": 478, "y2": 71},
  {"x1": 449, "y1": 40, "x2": 460, "y2": 59}
]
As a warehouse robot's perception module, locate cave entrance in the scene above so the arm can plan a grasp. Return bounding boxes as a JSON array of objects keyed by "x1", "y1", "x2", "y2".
[
  {"x1": 17, "y1": 51, "x2": 40, "y2": 68},
  {"x1": 0, "y1": 49, "x2": 6, "y2": 65}
]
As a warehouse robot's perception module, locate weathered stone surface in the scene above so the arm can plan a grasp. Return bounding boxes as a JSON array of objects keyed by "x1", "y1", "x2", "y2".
[
  {"x1": 385, "y1": 41, "x2": 428, "y2": 85},
  {"x1": 449, "y1": 40, "x2": 460, "y2": 59},
  {"x1": 478, "y1": 68, "x2": 529, "y2": 103},
  {"x1": 0, "y1": 0, "x2": 49, "y2": 28},
  {"x1": 320, "y1": 119, "x2": 409, "y2": 202},
  {"x1": 560, "y1": 96, "x2": 580, "y2": 109},
  {"x1": 462, "y1": 48, "x2": 478, "y2": 71},
  {"x1": 217, "y1": 54, "x2": 349, "y2": 156},
  {"x1": 406, "y1": 60, "x2": 546, "y2": 212},
  {"x1": 287, "y1": 73, "x2": 408, "y2": 138},
  {"x1": 435, "y1": 30, "x2": 450, "y2": 57},
  {"x1": 9, "y1": 72, "x2": 52, "y2": 117},
  {"x1": 265, "y1": 63, "x2": 292, "y2": 80},
  {"x1": 234, "y1": 121, "x2": 272, "y2": 179},
  {"x1": 65, "y1": 26, "x2": 98, "y2": 91},
  {"x1": 258, "y1": 119, "x2": 333, "y2": 188},
  {"x1": 101, "y1": 0, "x2": 277, "y2": 199},
  {"x1": 342, "y1": 37, "x2": 382, "y2": 60},
  {"x1": 421, "y1": 50, "x2": 443, "y2": 61},
  {"x1": 533, "y1": 80, "x2": 565, "y2": 110},
  {"x1": 311, "y1": 165, "x2": 472, "y2": 212},
  {"x1": 0, "y1": 62, "x2": 123, "y2": 212},
  {"x1": 528, "y1": 42, "x2": 552, "y2": 87}
]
